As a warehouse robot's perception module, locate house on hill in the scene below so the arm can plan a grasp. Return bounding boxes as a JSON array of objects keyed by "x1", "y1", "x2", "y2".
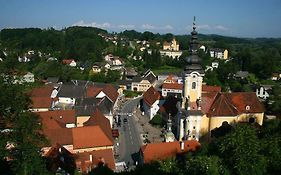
[
  {"x1": 62, "y1": 59, "x2": 77, "y2": 67},
  {"x1": 142, "y1": 87, "x2": 161, "y2": 120}
]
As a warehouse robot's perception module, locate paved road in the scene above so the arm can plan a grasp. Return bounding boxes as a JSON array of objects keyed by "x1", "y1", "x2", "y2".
[{"x1": 118, "y1": 97, "x2": 142, "y2": 167}]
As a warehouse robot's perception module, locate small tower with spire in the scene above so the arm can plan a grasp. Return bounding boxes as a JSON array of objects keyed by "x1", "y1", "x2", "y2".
[
  {"x1": 165, "y1": 113, "x2": 175, "y2": 142},
  {"x1": 177, "y1": 16, "x2": 204, "y2": 141}
]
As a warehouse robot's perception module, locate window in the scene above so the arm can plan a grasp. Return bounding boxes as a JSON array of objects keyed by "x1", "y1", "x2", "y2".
[
  {"x1": 193, "y1": 126, "x2": 196, "y2": 129},
  {"x1": 192, "y1": 82, "x2": 196, "y2": 89}
]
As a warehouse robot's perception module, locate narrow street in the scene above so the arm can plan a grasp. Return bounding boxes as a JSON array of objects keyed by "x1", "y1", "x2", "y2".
[{"x1": 116, "y1": 97, "x2": 143, "y2": 168}]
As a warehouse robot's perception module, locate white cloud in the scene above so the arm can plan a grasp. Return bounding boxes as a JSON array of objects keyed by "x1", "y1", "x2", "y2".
[
  {"x1": 141, "y1": 24, "x2": 156, "y2": 30},
  {"x1": 185, "y1": 24, "x2": 228, "y2": 32},
  {"x1": 163, "y1": 25, "x2": 173, "y2": 30},
  {"x1": 117, "y1": 24, "x2": 135, "y2": 29},
  {"x1": 214, "y1": 25, "x2": 228, "y2": 31},
  {"x1": 72, "y1": 20, "x2": 135, "y2": 30}
]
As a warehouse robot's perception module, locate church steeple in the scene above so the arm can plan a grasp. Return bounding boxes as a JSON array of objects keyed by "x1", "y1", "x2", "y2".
[
  {"x1": 182, "y1": 16, "x2": 204, "y2": 104},
  {"x1": 184, "y1": 16, "x2": 203, "y2": 74},
  {"x1": 190, "y1": 16, "x2": 199, "y2": 55}
]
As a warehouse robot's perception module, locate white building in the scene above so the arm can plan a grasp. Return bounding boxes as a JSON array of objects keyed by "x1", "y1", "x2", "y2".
[{"x1": 143, "y1": 87, "x2": 160, "y2": 120}]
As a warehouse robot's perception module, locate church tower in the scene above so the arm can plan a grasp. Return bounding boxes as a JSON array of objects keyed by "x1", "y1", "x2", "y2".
[
  {"x1": 182, "y1": 16, "x2": 204, "y2": 106},
  {"x1": 178, "y1": 17, "x2": 204, "y2": 141}
]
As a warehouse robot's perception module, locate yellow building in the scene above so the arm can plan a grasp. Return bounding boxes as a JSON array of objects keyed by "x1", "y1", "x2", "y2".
[
  {"x1": 176, "y1": 17, "x2": 264, "y2": 141},
  {"x1": 163, "y1": 38, "x2": 180, "y2": 51},
  {"x1": 223, "y1": 49, "x2": 228, "y2": 59}
]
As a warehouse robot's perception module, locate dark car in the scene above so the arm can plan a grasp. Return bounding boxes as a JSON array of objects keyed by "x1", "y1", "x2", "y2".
[{"x1": 123, "y1": 118, "x2": 128, "y2": 123}]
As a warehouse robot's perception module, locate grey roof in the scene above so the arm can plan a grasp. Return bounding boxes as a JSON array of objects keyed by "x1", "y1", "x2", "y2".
[
  {"x1": 235, "y1": 71, "x2": 249, "y2": 78},
  {"x1": 57, "y1": 84, "x2": 86, "y2": 98},
  {"x1": 98, "y1": 97, "x2": 113, "y2": 115},
  {"x1": 180, "y1": 109, "x2": 203, "y2": 118},
  {"x1": 74, "y1": 97, "x2": 100, "y2": 116},
  {"x1": 47, "y1": 77, "x2": 59, "y2": 83},
  {"x1": 144, "y1": 72, "x2": 157, "y2": 84},
  {"x1": 210, "y1": 48, "x2": 224, "y2": 52},
  {"x1": 132, "y1": 75, "x2": 142, "y2": 83},
  {"x1": 125, "y1": 67, "x2": 138, "y2": 76},
  {"x1": 74, "y1": 96, "x2": 113, "y2": 116},
  {"x1": 118, "y1": 79, "x2": 132, "y2": 86}
]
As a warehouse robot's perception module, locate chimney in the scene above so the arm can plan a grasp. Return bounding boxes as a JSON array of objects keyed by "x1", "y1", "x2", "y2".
[
  {"x1": 89, "y1": 154, "x2": 93, "y2": 162},
  {"x1": 180, "y1": 141, "x2": 184, "y2": 151}
]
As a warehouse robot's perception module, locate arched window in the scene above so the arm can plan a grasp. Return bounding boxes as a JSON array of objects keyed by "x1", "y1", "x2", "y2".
[{"x1": 192, "y1": 82, "x2": 196, "y2": 89}]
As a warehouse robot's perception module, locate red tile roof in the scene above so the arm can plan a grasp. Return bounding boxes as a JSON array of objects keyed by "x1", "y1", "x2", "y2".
[
  {"x1": 83, "y1": 109, "x2": 113, "y2": 142},
  {"x1": 143, "y1": 86, "x2": 160, "y2": 107},
  {"x1": 30, "y1": 85, "x2": 57, "y2": 108},
  {"x1": 30, "y1": 85, "x2": 54, "y2": 97},
  {"x1": 141, "y1": 140, "x2": 200, "y2": 164},
  {"x1": 44, "y1": 128, "x2": 73, "y2": 146},
  {"x1": 75, "y1": 149, "x2": 115, "y2": 172},
  {"x1": 86, "y1": 84, "x2": 118, "y2": 103},
  {"x1": 37, "y1": 110, "x2": 76, "y2": 125},
  {"x1": 202, "y1": 92, "x2": 264, "y2": 117},
  {"x1": 72, "y1": 125, "x2": 113, "y2": 150},
  {"x1": 202, "y1": 85, "x2": 221, "y2": 93},
  {"x1": 62, "y1": 59, "x2": 75, "y2": 65},
  {"x1": 86, "y1": 86, "x2": 103, "y2": 97},
  {"x1": 103, "y1": 84, "x2": 119, "y2": 103},
  {"x1": 162, "y1": 83, "x2": 183, "y2": 90}
]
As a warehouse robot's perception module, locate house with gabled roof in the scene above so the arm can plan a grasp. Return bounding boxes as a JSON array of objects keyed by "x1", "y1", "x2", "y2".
[
  {"x1": 62, "y1": 59, "x2": 77, "y2": 67},
  {"x1": 40, "y1": 108, "x2": 115, "y2": 173},
  {"x1": 143, "y1": 87, "x2": 161, "y2": 120},
  {"x1": 139, "y1": 140, "x2": 200, "y2": 164},
  {"x1": 131, "y1": 70, "x2": 157, "y2": 92},
  {"x1": 30, "y1": 85, "x2": 58, "y2": 112}
]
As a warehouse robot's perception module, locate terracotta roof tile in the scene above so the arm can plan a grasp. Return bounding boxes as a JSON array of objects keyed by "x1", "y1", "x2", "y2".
[
  {"x1": 141, "y1": 140, "x2": 200, "y2": 164},
  {"x1": 83, "y1": 109, "x2": 113, "y2": 142},
  {"x1": 30, "y1": 85, "x2": 54, "y2": 97},
  {"x1": 37, "y1": 110, "x2": 76, "y2": 125},
  {"x1": 202, "y1": 85, "x2": 221, "y2": 93},
  {"x1": 143, "y1": 87, "x2": 160, "y2": 107},
  {"x1": 44, "y1": 128, "x2": 73, "y2": 146},
  {"x1": 75, "y1": 149, "x2": 115, "y2": 172},
  {"x1": 162, "y1": 83, "x2": 183, "y2": 90},
  {"x1": 72, "y1": 125, "x2": 113, "y2": 149},
  {"x1": 205, "y1": 92, "x2": 264, "y2": 117},
  {"x1": 62, "y1": 59, "x2": 75, "y2": 65}
]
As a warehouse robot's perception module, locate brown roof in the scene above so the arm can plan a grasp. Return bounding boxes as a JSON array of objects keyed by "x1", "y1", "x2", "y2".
[
  {"x1": 86, "y1": 84, "x2": 118, "y2": 103},
  {"x1": 162, "y1": 83, "x2": 183, "y2": 90},
  {"x1": 86, "y1": 85, "x2": 103, "y2": 97},
  {"x1": 37, "y1": 110, "x2": 76, "y2": 125},
  {"x1": 103, "y1": 84, "x2": 119, "y2": 103},
  {"x1": 205, "y1": 92, "x2": 264, "y2": 117},
  {"x1": 141, "y1": 140, "x2": 200, "y2": 164},
  {"x1": 143, "y1": 86, "x2": 160, "y2": 107},
  {"x1": 202, "y1": 85, "x2": 221, "y2": 93},
  {"x1": 62, "y1": 59, "x2": 75, "y2": 65},
  {"x1": 208, "y1": 93, "x2": 238, "y2": 116},
  {"x1": 30, "y1": 85, "x2": 56, "y2": 108},
  {"x1": 31, "y1": 97, "x2": 53, "y2": 108},
  {"x1": 83, "y1": 109, "x2": 113, "y2": 142},
  {"x1": 30, "y1": 85, "x2": 54, "y2": 97},
  {"x1": 44, "y1": 128, "x2": 73, "y2": 146},
  {"x1": 72, "y1": 125, "x2": 113, "y2": 150},
  {"x1": 75, "y1": 149, "x2": 115, "y2": 172},
  {"x1": 37, "y1": 110, "x2": 75, "y2": 146}
]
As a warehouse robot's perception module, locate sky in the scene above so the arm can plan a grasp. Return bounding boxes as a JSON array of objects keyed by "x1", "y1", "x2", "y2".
[{"x1": 1, "y1": 0, "x2": 281, "y2": 38}]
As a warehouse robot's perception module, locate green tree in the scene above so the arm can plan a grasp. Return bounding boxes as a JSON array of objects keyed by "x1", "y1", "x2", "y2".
[{"x1": 217, "y1": 124, "x2": 266, "y2": 175}]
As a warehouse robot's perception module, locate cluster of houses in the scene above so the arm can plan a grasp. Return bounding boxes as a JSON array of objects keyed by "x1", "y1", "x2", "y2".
[
  {"x1": 138, "y1": 19, "x2": 265, "y2": 147},
  {"x1": 29, "y1": 80, "x2": 120, "y2": 174}
]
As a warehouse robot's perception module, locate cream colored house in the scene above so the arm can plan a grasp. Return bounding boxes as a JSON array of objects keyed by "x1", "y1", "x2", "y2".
[{"x1": 163, "y1": 38, "x2": 179, "y2": 51}]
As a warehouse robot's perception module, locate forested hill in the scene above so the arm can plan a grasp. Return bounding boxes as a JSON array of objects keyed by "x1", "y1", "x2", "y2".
[{"x1": 0, "y1": 27, "x2": 108, "y2": 62}]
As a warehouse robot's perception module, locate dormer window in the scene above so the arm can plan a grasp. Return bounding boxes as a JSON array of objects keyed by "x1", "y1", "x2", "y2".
[
  {"x1": 192, "y1": 82, "x2": 196, "y2": 89},
  {"x1": 245, "y1": 105, "x2": 250, "y2": 111}
]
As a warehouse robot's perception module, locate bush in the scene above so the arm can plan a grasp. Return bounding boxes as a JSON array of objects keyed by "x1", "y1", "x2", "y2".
[{"x1": 149, "y1": 114, "x2": 164, "y2": 127}]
